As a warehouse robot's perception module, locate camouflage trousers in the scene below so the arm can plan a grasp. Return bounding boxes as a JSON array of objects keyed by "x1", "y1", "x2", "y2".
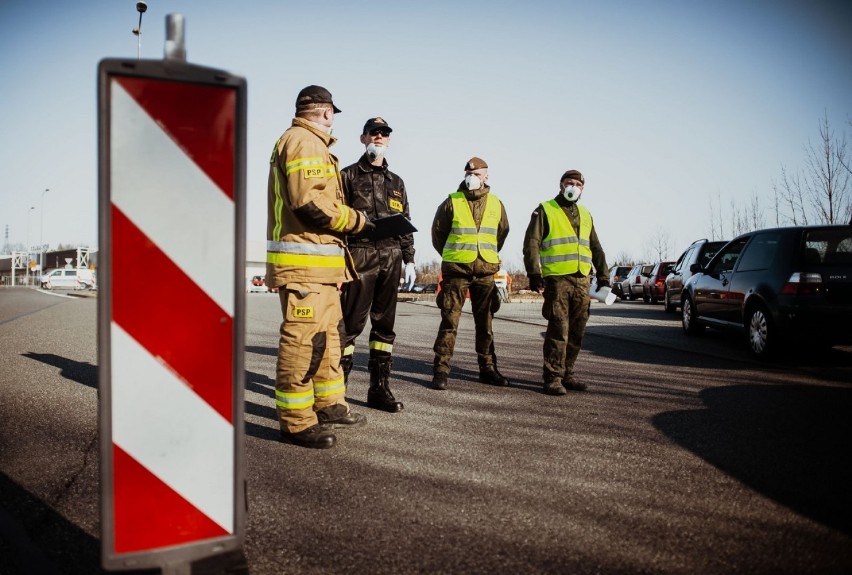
[
  {"x1": 433, "y1": 274, "x2": 500, "y2": 373},
  {"x1": 541, "y1": 275, "x2": 591, "y2": 381}
]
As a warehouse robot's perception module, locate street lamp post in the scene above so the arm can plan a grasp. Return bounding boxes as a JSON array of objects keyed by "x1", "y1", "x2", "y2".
[
  {"x1": 26, "y1": 206, "x2": 35, "y2": 286},
  {"x1": 40, "y1": 188, "x2": 49, "y2": 273}
]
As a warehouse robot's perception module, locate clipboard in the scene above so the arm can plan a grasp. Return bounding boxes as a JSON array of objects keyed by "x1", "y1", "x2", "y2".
[{"x1": 367, "y1": 213, "x2": 417, "y2": 240}]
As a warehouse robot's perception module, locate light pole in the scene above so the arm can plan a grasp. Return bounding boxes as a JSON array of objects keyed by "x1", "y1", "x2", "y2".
[
  {"x1": 40, "y1": 188, "x2": 49, "y2": 273},
  {"x1": 26, "y1": 206, "x2": 35, "y2": 285}
]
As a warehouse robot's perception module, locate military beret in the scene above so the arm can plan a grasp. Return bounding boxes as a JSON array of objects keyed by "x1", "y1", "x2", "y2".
[{"x1": 465, "y1": 157, "x2": 488, "y2": 171}]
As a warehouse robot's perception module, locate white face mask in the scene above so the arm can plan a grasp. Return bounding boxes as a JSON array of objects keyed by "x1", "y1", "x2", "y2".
[
  {"x1": 464, "y1": 174, "x2": 482, "y2": 190},
  {"x1": 366, "y1": 143, "x2": 386, "y2": 160},
  {"x1": 562, "y1": 185, "x2": 582, "y2": 202}
]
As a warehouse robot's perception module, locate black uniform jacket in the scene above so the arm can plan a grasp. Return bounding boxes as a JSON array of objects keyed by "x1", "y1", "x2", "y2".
[{"x1": 341, "y1": 154, "x2": 415, "y2": 264}]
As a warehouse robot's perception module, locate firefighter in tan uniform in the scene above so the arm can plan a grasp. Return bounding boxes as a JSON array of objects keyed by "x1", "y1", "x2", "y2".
[
  {"x1": 267, "y1": 85, "x2": 373, "y2": 449},
  {"x1": 430, "y1": 157, "x2": 510, "y2": 390},
  {"x1": 523, "y1": 169, "x2": 610, "y2": 395}
]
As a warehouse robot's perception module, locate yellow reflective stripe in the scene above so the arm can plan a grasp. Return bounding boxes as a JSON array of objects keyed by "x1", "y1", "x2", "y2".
[
  {"x1": 270, "y1": 141, "x2": 285, "y2": 242},
  {"x1": 331, "y1": 205, "x2": 350, "y2": 232},
  {"x1": 343, "y1": 345, "x2": 355, "y2": 356},
  {"x1": 314, "y1": 377, "x2": 345, "y2": 397},
  {"x1": 267, "y1": 253, "x2": 346, "y2": 268},
  {"x1": 369, "y1": 341, "x2": 393, "y2": 353},
  {"x1": 285, "y1": 156, "x2": 325, "y2": 175},
  {"x1": 275, "y1": 388, "x2": 314, "y2": 410}
]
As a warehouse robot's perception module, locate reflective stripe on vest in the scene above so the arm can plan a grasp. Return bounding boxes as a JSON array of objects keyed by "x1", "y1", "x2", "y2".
[
  {"x1": 442, "y1": 192, "x2": 501, "y2": 264},
  {"x1": 539, "y1": 200, "x2": 593, "y2": 277},
  {"x1": 266, "y1": 240, "x2": 345, "y2": 268}
]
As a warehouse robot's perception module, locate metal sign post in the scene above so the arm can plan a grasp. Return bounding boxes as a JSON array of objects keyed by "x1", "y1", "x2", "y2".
[{"x1": 97, "y1": 14, "x2": 246, "y2": 572}]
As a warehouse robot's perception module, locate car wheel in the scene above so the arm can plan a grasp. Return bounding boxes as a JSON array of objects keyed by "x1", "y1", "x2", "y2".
[
  {"x1": 682, "y1": 295, "x2": 703, "y2": 335},
  {"x1": 664, "y1": 292, "x2": 675, "y2": 313},
  {"x1": 746, "y1": 304, "x2": 775, "y2": 358}
]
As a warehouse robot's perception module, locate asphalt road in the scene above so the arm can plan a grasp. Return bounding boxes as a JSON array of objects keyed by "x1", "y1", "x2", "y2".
[{"x1": 1, "y1": 287, "x2": 851, "y2": 574}]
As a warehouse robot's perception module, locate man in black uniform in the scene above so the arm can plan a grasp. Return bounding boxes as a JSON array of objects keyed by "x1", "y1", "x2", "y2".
[{"x1": 339, "y1": 117, "x2": 416, "y2": 412}]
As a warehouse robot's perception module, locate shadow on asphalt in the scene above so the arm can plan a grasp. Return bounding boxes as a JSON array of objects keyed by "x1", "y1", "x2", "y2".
[
  {"x1": 21, "y1": 353, "x2": 97, "y2": 389},
  {"x1": 0, "y1": 472, "x2": 110, "y2": 575},
  {"x1": 653, "y1": 384, "x2": 852, "y2": 536}
]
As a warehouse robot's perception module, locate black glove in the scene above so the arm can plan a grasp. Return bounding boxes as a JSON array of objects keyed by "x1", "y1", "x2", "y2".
[
  {"x1": 528, "y1": 274, "x2": 544, "y2": 293},
  {"x1": 596, "y1": 278, "x2": 610, "y2": 290},
  {"x1": 360, "y1": 213, "x2": 376, "y2": 234}
]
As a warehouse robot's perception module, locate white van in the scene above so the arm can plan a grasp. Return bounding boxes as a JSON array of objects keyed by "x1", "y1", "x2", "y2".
[{"x1": 40, "y1": 268, "x2": 95, "y2": 290}]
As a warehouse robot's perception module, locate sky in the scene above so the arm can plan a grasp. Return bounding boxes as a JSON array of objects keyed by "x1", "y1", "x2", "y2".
[{"x1": 1, "y1": 0, "x2": 851, "y2": 269}]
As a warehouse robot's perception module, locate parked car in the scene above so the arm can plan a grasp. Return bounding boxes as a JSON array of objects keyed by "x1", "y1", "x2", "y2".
[
  {"x1": 680, "y1": 225, "x2": 852, "y2": 358},
  {"x1": 642, "y1": 260, "x2": 675, "y2": 304},
  {"x1": 40, "y1": 267, "x2": 95, "y2": 290},
  {"x1": 621, "y1": 263, "x2": 654, "y2": 300},
  {"x1": 246, "y1": 275, "x2": 267, "y2": 293},
  {"x1": 608, "y1": 266, "x2": 632, "y2": 299},
  {"x1": 664, "y1": 239, "x2": 727, "y2": 312}
]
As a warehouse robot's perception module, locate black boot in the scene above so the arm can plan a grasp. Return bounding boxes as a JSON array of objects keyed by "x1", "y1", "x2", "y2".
[
  {"x1": 367, "y1": 358, "x2": 404, "y2": 413},
  {"x1": 340, "y1": 354, "x2": 353, "y2": 384}
]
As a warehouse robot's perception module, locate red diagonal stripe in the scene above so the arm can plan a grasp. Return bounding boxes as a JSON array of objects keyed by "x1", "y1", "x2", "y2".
[
  {"x1": 113, "y1": 444, "x2": 228, "y2": 553},
  {"x1": 112, "y1": 205, "x2": 233, "y2": 422},
  {"x1": 116, "y1": 76, "x2": 235, "y2": 199}
]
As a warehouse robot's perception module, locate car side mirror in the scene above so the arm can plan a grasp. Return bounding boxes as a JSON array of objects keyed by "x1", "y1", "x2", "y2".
[{"x1": 689, "y1": 263, "x2": 701, "y2": 274}]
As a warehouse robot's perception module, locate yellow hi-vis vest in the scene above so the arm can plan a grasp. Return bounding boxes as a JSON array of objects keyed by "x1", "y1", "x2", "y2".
[
  {"x1": 539, "y1": 200, "x2": 593, "y2": 277},
  {"x1": 442, "y1": 192, "x2": 501, "y2": 264}
]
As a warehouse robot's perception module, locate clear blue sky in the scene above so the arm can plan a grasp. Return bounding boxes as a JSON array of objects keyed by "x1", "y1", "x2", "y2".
[{"x1": 1, "y1": 0, "x2": 850, "y2": 268}]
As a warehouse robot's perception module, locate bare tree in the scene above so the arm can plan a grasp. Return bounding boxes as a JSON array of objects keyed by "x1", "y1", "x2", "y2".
[
  {"x1": 775, "y1": 112, "x2": 850, "y2": 225},
  {"x1": 613, "y1": 250, "x2": 634, "y2": 266},
  {"x1": 644, "y1": 229, "x2": 672, "y2": 262},
  {"x1": 707, "y1": 190, "x2": 725, "y2": 240}
]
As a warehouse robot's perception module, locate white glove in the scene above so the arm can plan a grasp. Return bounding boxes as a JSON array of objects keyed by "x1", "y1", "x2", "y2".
[{"x1": 404, "y1": 262, "x2": 416, "y2": 291}]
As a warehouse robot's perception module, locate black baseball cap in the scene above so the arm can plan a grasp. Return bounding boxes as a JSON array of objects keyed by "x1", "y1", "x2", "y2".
[
  {"x1": 363, "y1": 117, "x2": 393, "y2": 134},
  {"x1": 295, "y1": 85, "x2": 342, "y2": 113}
]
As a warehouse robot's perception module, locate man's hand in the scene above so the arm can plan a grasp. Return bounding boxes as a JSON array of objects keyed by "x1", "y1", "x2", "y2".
[
  {"x1": 528, "y1": 274, "x2": 544, "y2": 293},
  {"x1": 596, "y1": 278, "x2": 610, "y2": 291},
  {"x1": 404, "y1": 262, "x2": 416, "y2": 291}
]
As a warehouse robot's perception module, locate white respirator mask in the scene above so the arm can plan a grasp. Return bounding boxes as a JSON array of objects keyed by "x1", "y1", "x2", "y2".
[
  {"x1": 562, "y1": 185, "x2": 582, "y2": 202},
  {"x1": 366, "y1": 143, "x2": 386, "y2": 160},
  {"x1": 464, "y1": 174, "x2": 482, "y2": 191}
]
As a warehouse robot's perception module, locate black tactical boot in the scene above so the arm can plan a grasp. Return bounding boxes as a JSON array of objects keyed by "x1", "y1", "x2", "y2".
[
  {"x1": 317, "y1": 404, "x2": 367, "y2": 429},
  {"x1": 280, "y1": 424, "x2": 336, "y2": 449},
  {"x1": 479, "y1": 366, "x2": 509, "y2": 386},
  {"x1": 340, "y1": 354, "x2": 353, "y2": 384},
  {"x1": 562, "y1": 371, "x2": 587, "y2": 391},
  {"x1": 367, "y1": 358, "x2": 404, "y2": 413}
]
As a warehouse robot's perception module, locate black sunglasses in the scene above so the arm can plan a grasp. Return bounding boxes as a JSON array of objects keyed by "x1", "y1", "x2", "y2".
[{"x1": 368, "y1": 129, "x2": 391, "y2": 137}]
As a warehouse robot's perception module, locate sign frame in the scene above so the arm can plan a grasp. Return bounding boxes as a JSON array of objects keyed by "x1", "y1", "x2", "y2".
[{"x1": 97, "y1": 57, "x2": 247, "y2": 572}]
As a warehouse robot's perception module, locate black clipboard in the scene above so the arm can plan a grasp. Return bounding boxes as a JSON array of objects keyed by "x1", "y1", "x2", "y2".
[{"x1": 368, "y1": 213, "x2": 417, "y2": 240}]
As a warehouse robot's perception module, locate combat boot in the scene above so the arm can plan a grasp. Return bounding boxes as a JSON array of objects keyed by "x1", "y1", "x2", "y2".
[
  {"x1": 479, "y1": 366, "x2": 509, "y2": 386},
  {"x1": 317, "y1": 404, "x2": 367, "y2": 429},
  {"x1": 340, "y1": 354, "x2": 353, "y2": 384},
  {"x1": 431, "y1": 371, "x2": 448, "y2": 390},
  {"x1": 543, "y1": 376, "x2": 567, "y2": 396},
  {"x1": 280, "y1": 424, "x2": 336, "y2": 449},
  {"x1": 367, "y1": 358, "x2": 404, "y2": 413},
  {"x1": 562, "y1": 371, "x2": 587, "y2": 391}
]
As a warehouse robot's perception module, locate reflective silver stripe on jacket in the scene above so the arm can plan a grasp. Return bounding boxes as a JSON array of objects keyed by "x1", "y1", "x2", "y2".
[
  {"x1": 479, "y1": 227, "x2": 498, "y2": 235},
  {"x1": 449, "y1": 227, "x2": 478, "y2": 235},
  {"x1": 444, "y1": 242, "x2": 478, "y2": 251},
  {"x1": 267, "y1": 240, "x2": 344, "y2": 255},
  {"x1": 540, "y1": 253, "x2": 593, "y2": 264}
]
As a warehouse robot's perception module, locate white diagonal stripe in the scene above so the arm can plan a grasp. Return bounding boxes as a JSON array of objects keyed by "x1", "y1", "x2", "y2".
[
  {"x1": 110, "y1": 80, "x2": 234, "y2": 315},
  {"x1": 111, "y1": 322, "x2": 234, "y2": 532}
]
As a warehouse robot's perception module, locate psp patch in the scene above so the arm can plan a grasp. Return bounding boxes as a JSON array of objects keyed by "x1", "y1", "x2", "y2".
[
  {"x1": 293, "y1": 306, "x2": 314, "y2": 318},
  {"x1": 304, "y1": 167, "x2": 324, "y2": 179},
  {"x1": 389, "y1": 199, "x2": 403, "y2": 212}
]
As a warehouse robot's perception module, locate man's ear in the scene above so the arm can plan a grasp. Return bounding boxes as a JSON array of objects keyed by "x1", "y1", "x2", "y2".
[{"x1": 359, "y1": 133, "x2": 368, "y2": 145}]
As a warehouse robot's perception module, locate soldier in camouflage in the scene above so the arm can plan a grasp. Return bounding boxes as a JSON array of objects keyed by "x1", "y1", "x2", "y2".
[{"x1": 523, "y1": 169, "x2": 610, "y2": 395}]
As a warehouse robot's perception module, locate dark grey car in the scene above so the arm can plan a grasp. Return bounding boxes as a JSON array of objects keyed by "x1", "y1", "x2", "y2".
[
  {"x1": 664, "y1": 239, "x2": 727, "y2": 312},
  {"x1": 680, "y1": 226, "x2": 852, "y2": 357}
]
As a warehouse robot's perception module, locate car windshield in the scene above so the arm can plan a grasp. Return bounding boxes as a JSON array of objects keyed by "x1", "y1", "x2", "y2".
[{"x1": 805, "y1": 228, "x2": 852, "y2": 265}]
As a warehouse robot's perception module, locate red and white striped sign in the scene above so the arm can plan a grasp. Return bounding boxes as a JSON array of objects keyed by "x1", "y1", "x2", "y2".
[{"x1": 107, "y1": 75, "x2": 237, "y2": 554}]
